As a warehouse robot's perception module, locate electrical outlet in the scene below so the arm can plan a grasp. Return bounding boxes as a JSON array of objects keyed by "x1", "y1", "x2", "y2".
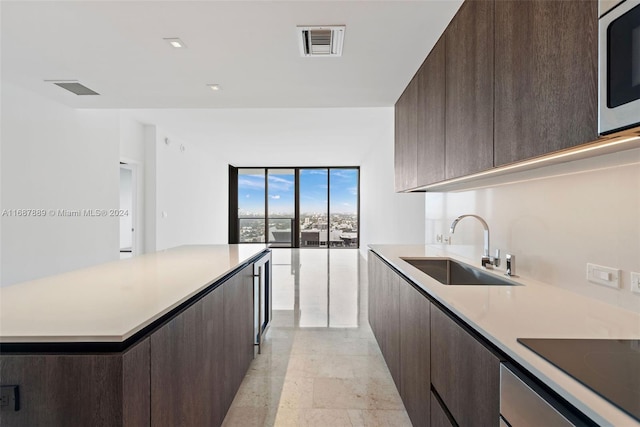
[
  {"x1": 436, "y1": 234, "x2": 443, "y2": 243},
  {"x1": 0, "y1": 385, "x2": 19, "y2": 411},
  {"x1": 631, "y1": 272, "x2": 640, "y2": 294},
  {"x1": 586, "y1": 263, "x2": 620, "y2": 289}
]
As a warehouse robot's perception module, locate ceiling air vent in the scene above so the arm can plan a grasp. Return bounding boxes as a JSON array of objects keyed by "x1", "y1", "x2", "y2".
[
  {"x1": 47, "y1": 80, "x2": 100, "y2": 96},
  {"x1": 298, "y1": 25, "x2": 345, "y2": 57}
]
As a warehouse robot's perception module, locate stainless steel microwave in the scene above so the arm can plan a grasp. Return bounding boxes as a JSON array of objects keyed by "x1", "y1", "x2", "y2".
[{"x1": 599, "y1": 0, "x2": 640, "y2": 135}]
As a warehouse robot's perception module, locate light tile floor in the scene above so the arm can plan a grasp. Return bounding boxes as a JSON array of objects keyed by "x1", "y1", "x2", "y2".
[{"x1": 222, "y1": 249, "x2": 412, "y2": 427}]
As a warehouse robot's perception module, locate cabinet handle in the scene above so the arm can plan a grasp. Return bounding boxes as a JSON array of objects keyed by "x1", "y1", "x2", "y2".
[{"x1": 254, "y1": 266, "x2": 262, "y2": 354}]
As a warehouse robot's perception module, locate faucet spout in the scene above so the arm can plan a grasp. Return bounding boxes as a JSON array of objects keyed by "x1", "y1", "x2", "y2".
[
  {"x1": 450, "y1": 214, "x2": 490, "y2": 257},
  {"x1": 449, "y1": 214, "x2": 499, "y2": 268}
]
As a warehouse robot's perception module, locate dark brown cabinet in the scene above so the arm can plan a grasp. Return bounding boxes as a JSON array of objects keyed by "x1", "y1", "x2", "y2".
[
  {"x1": 394, "y1": 74, "x2": 419, "y2": 192},
  {"x1": 151, "y1": 263, "x2": 254, "y2": 426},
  {"x1": 394, "y1": 0, "x2": 599, "y2": 190},
  {"x1": 431, "y1": 391, "x2": 455, "y2": 427},
  {"x1": 151, "y1": 287, "x2": 225, "y2": 426},
  {"x1": 367, "y1": 253, "x2": 401, "y2": 388},
  {"x1": 223, "y1": 264, "x2": 255, "y2": 413},
  {"x1": 445, "y1": 0, "x2": 495, "y2": 180},
  {"x1": 0, "y1": 339, "x2": 150, "y2": 427},
  {"x1": 431, "y1": 306, "x2": 501, "y2": 427},
  {"x1": 417, "y1": 36, "x2": 446, "y2": 186},
  {"x1": 399, "y1": 278, "x2": 431, "y2": 426},
  {"x1": 494, "y1": 0, "x2": 598, "y2": 166},
  {"x1": 369, "y1": 250, "x2": 502, "y2": 427}
]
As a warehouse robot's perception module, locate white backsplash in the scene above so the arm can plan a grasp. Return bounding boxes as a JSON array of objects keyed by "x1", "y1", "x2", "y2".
[{"x1": 425, "y1": 147, "x2": 640, "y2": 312}]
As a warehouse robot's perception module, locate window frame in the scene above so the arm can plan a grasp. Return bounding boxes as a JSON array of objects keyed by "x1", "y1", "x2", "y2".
[{"x1": 229, "y1": 165, "x2": 360, "y2": 249}]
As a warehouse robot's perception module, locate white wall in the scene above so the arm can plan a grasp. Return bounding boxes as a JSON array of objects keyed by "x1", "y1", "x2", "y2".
[
  {"x1": 1, "y1": 82, "x2": 120, "y2": 285},
  {"x1": 360, "y1": 118, "x2": 426, "y2": 251},
  {"x1": 425, "y1": 148, "x2": 640, "y2": 312},
  {"x1": 125, "y1": 108, "x2": 425, "y2": 253},
  {"x1": 153, "y1": 129, "x2": 219, "y2": 251}
]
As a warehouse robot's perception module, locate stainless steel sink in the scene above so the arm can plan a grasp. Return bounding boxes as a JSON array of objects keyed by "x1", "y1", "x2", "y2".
[{"x1": 401, "y1": 257, "x2": 521, "y2": 286}]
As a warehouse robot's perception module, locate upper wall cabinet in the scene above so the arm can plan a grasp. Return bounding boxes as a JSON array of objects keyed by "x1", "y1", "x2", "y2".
[
  {"x1": 445, "y1": 0, "x2": 494, "y2": 180},
  {"x1": 494, "y1": 0, "x2": 598, "y2": 166},
  {"x1": 394, "y1": 74, "x2": 419, "y2": 192},
  {"x1": 395, "y1": 36, "x2": 446, "y2": 191},
  {"x1": 394, "y1": 0, "x2": 598, "y2": 191},
  {"x1": 417, "y1": 37, "x2": 446, "y2": 186}
]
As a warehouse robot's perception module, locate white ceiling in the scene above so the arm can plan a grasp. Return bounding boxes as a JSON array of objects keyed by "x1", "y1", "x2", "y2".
[{"x1": 1, "y1": 0, "x2": 462, "y2": 109}]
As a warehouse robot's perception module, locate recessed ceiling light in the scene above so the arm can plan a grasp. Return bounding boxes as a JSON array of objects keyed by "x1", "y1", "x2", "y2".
[
  {"x1": 207, "y1": 84, "x2": 221, "y2": 91},
  {"x1": 163, "y1": 38, "x2": 186, "y2": 48}
]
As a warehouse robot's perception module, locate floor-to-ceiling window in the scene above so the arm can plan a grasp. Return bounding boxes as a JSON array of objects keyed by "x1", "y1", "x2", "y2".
[
  {"x1": 267, "y1": 169, "x2": 295, "y2": 247},
  {"x1": 229, "y1": 166, "x2": 359, "y2": 248}
]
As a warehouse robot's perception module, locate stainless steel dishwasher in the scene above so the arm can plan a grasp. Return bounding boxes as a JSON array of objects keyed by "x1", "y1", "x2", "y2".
[{"x1": 500, "y1": 363, "x2": 576, "y2": 427}]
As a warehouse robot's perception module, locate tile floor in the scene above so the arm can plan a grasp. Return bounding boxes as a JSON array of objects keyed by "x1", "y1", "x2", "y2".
[{"x1": 222, "y1": 249, "x2": 412, "y2": 427}]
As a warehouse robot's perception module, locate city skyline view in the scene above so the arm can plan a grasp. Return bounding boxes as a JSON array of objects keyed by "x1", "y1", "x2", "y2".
[
  {"x1": 235, "y1": 167, "x2": 359, "y2": 247},
  {"x1": 238, "y1": 168, "x2": 358, "y2": 216}
]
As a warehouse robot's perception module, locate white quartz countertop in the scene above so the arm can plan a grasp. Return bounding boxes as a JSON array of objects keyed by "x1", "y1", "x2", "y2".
[
  {"x1": 369, "y1": 244, "x2": 640, "y2": 427},
  {"x1": 0, "y1": 244, "x2": 268, "y2": 344}
]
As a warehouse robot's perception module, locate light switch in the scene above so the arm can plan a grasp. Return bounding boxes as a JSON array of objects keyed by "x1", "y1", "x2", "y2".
[
  {"x1": 586, "y1": 263, "x2": 620, "y2": 289},
  {"x1": 631, "y1": 272, "x2": 640, "y2": 294}
]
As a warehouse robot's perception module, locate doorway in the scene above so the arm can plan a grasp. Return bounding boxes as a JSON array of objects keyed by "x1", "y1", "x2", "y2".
[{"x1": 119, "y1": 163, "x2": 136, "y2": 259}]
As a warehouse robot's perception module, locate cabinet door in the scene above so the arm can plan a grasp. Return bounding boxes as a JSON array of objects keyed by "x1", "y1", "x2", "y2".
[
  {"x1": 394, "y1": 75, "x2": 418, "y2": 192},
  {"x1": 0, "y1": 353, "x2": 124, "y2": 427},
  {"x1": 494, "y1": 0, "x2": 598, "y2": 166},
  {"x1": 223, "y1": 264, "x2": 255, "y2": 413},
  {"x1": 417, "y1": 36, "x2": 446, "y2": 187},
  {"x1": 367, "y1": 252, "x2": 380, "y2": 339},
  {"x1": 445, "y1": 0, "x2": 494, "y2": 180},
  {"x1": 150, "y1": 287, "x2": 225, "y2": 426},
  {"x1": 367, "y1": 253, "x2": 401, "y2": 389},
  {"x1": 399, "y1": 279, "x2": 431, "y2": 426},
  {"x1": 431, "y1": 306, "x2": 501, "y2": 427},
  {"x1": 123, "y1": 338, "x2": 151, "y2": 427},
  {"x1": 431, "y1": 391, "x2": 455, "y2": 427}
]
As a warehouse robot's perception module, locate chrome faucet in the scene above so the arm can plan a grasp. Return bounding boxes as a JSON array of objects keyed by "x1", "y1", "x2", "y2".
[{"x1": 449, "y1": 214, "x2": 500, "y2": 269}]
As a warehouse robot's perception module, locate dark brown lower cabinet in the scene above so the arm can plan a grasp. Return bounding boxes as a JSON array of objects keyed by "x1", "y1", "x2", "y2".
[
  {"x1": 431, "y1": 307, "x2": 501, "y2": 427},
  {"x1": 151, "y1": 264, "x2": 254, "y2": 426},
  {"x1": 0, "y1": 338, "x2": 150, "y2": 427},
  {"x1": 368, "y1": 251, "x2": 502, "y2": 427},
  {"x1": 150, "y1": 286, "x2": 224, "y2": 426},
  {"x1": 399, "y1": 279, "x2": 431, "y2": 426},
  {"x1": 223, "y1": 264, "x2": 255, "y2": 413},
  {"x1": 431, "y1": 391, "x2": 455, "y2": 427},
  {"x1": 367, "y1": 253, "x2": 401, "y2": 389}
]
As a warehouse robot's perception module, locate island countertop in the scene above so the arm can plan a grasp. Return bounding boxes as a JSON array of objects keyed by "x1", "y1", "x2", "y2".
[
  {"x1": 0, "y1": 244, "x2": 268, "y2": 345},
  {"x1": 369, "y1": 244, "x2": 640, "y2": 427}
]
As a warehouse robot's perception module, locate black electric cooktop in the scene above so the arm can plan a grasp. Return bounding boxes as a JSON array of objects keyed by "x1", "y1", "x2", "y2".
[{"x1": 518, "y1": 338, "x2": 640, "y2": 422}]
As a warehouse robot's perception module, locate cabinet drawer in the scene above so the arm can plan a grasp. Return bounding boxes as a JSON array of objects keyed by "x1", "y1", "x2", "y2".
[
  {"x1": 431, "y1": 307, "x2": 501, "y2": 427},
  {"x1": 431, "y1": 390, "x2": 455, "y2": 427}
]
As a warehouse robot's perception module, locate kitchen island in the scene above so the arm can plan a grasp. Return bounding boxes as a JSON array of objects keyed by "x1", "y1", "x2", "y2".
[
  {"x1": 369, "y1": 245, "x2": 640, "y2": 427},
  {"x1": 0, "y1": 244, "x2": 269, "y2": 427}
]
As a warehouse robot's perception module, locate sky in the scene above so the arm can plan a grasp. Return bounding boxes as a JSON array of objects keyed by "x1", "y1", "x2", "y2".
[{"x1": 238, "y1": 168, "x2": 358, "y2": 216}]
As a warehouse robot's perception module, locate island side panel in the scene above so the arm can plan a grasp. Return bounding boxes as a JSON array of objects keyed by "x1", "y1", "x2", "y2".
[
  {"x1": 0, "y1": 353, "x2": 123, "y2": 426},
  {"x1": 123, "y1": 337, "x2": 150, "y2": 427},
  {"x1": 150, "y1": 285, "x2": 225, "y2": 426},
  {"x1": 223, "y1": 263, "x2": 255, "y2": 414}
]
